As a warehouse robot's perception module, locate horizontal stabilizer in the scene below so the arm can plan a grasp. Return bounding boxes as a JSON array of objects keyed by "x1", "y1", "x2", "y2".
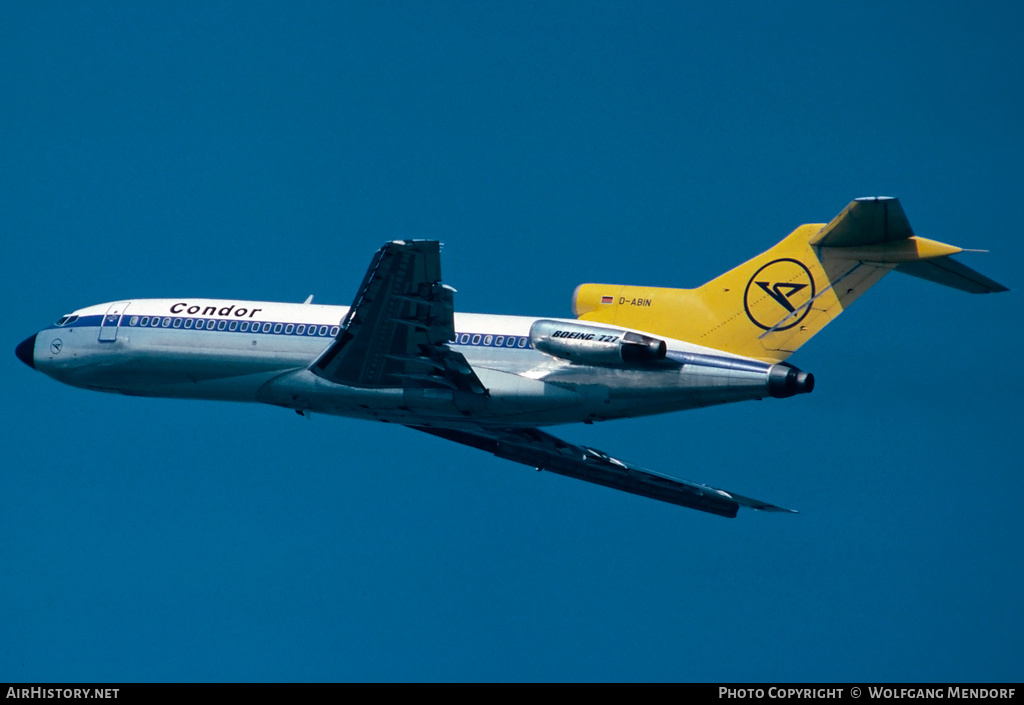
[
  {"x1": 810, "y1": 196, "x2": 913, "y2": 247},
  {"x1": 896, "y1": 257, "x2": 1009, "y2": 293},
  {"x1": 813, "y1": 197, "x2": 1007, "y2": 292}
]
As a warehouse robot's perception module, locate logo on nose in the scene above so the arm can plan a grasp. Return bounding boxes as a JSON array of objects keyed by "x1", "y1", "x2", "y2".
[{"x1": 50, "y1": 339, "x2": 63, "y2": 354}]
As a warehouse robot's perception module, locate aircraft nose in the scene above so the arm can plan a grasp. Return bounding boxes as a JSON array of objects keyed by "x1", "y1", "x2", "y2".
[{"x1": 15, "y1": 334, "x2": 37, "y2": 370}]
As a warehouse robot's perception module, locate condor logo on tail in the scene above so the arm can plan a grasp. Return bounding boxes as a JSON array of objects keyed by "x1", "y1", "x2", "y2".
[
  {"x1": 756, "y1": 281, "x2": 807, "y2": 312},
  {"x1": 743, "y1": 259, "x2": 816, "y2": 331}
]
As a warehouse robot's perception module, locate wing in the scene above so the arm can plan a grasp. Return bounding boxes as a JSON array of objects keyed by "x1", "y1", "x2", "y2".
[
  {"x1": 410, "y1": 425, "x2": 794, "y2": 518},
  {"x1": 311, "y1": 240, "x2": 486, "y2": 394}
]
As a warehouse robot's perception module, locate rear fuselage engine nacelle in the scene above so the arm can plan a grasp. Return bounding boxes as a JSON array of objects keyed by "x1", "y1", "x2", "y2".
[{"x1": 529, "y1": 320, "x2": 666, "y2": 365}]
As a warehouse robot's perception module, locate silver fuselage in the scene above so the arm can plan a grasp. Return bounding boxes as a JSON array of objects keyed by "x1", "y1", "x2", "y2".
[{"x1": 21, "y1": 298, "x2": 790, "y2": 429}]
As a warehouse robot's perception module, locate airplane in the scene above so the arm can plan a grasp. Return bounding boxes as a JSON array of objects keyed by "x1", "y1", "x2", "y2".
[{"x1": 15, "y1": 197, "x2": 1008, "y2": 518}]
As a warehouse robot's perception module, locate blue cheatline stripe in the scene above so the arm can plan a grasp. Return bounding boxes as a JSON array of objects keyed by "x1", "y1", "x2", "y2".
[
  {"x1": 122, "y1": 315, "x2": 341, "y2": 338},
  {"x1": 453, "y1": 332, "x2": 533, "y2": 349},
  {"x1": 48, "y1": 317, "x2": 764, "y2": 362},
  {"x1": 51, "y1": 314, "x2": 340, "y2": 338},
  {"x1": 48, "y1": 315, "x2": 534, "y2": 348}
]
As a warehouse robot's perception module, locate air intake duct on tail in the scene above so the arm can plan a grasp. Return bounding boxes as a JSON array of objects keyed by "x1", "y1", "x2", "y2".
[{"x1": 768, "y1": 363, "x2": 815, "y2": 398}]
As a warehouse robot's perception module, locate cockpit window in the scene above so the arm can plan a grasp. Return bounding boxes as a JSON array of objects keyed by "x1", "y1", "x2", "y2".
[{"x1": 55, "y1": 316, "x2": 70, "y2": 326}]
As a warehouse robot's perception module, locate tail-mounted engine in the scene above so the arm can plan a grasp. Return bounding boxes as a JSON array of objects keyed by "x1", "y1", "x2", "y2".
[{"x1": 529, "y1": 320, "x2": 667, "y2": 365}]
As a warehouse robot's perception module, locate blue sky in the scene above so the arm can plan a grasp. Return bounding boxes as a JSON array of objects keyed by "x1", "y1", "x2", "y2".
[{"x1": 3, "y1": 2, "x2": 1022, "y2": 682}]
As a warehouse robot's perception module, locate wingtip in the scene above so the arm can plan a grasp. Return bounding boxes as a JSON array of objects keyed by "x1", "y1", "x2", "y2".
[{"x1": 753, "y1": 505, "x2": 799, "y2": 514}]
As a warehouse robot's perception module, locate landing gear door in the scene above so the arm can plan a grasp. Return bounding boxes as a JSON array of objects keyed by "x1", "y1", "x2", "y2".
[{"x1": 98, "y1": 301, "x2": 130, "y2": 342}]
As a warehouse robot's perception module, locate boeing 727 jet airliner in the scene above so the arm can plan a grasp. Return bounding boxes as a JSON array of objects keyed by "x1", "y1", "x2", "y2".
[{"x1": 15, "y1": 198, "x2": 1007, "y2": 517}]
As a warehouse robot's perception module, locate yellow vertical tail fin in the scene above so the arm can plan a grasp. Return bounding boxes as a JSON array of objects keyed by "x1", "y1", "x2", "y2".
[{"x1": 574, "y1": 198, "x2": 1007, "y2": 363}]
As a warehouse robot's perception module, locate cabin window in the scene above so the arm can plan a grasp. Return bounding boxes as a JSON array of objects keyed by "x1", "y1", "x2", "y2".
[
  {"x1": 173, "y1": 319, "x2": 182, "y2": 328},
  {"x1": 471, "y1": 335, "x2": 481, "y2": 345},
  {"x1": 262, "y1": 323, "x2": 272, "y2": 333},
  {"x1": 494, "y1": 336, "x2": 504, "y2": 347},
  {"x1": 307, "y1": 326, "x2": 317, "y2": 336},
  {"x1": 184, "y1": 319, "x2": 193, "y2": 329},
  {"x1": 206, "y1": 320, "x2": 216, "y2": 330},
  {"x1": 162, "y1": 317, "x2": 171, "y2": 327},
  {"x1": 296, "y1": 324, "x2": 305, "y2": 335},
  {"x1": 151, "y1": 318, "x2": 161, "y2": 327},
  {"x1": 459, "y1": 333, "x2": 470, "y2": 344},
  {"x1": 217, "y1": 320, "x2": 227, "y2": 330},
  {"x1": 129, "y1": 316, "x2": 139, "y2": 326},
  {"x1": 517, "y1": 337, "x2": 527, "y2": 348},
  {"x1": 273, "y1": 323, "x2": 283, "y2": 334},
  {"x1": 318, "y1": 326, "x2": 328, "y2": 336},
  {"x1": 330, "y1": 326, "x2": 339, "y2": 336},
  {"x1": 483, "y1": 335, "x2": 492, "y2": 346},
  {"x1": 140, "y1": 317, "x2": 149, "y2": 326},
  {"x1": 240, "y1": 321, "x2": 249, "y2": 332},
  {"x1": 285, "y1": 324, "x2": 294, "y2": 334},
  {"x1": 229, "y1": 321, "x2": 238, "y2": 331}
]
